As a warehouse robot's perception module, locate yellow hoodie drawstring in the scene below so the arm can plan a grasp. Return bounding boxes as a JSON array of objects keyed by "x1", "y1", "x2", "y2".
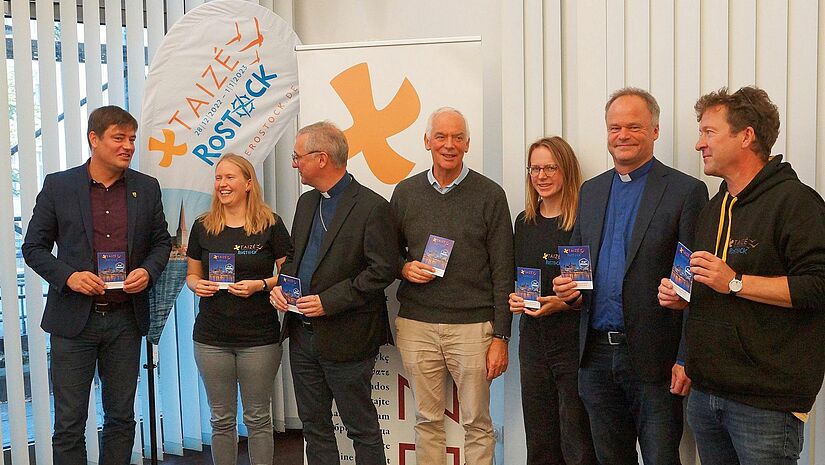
[{"x1": 713, "y1": 192, "x2": 738, "y2": 262}]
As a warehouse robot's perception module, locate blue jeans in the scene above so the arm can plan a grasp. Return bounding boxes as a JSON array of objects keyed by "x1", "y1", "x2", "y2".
[
  {"x1": 288, "y1": 319, "x2": 386, "y2": 465},
  {"x1": 687, "y1": 388, "x2": 804, "y2": 465},
  {"x1": 50, "y1": 307, "x2": 142, "y2": 465},
  {"x1": 194, "y1": 341, "x2": 282, "y2": 465},
  {"x1": 578, "y1": 336, "x2": 683, "y2": 465}
]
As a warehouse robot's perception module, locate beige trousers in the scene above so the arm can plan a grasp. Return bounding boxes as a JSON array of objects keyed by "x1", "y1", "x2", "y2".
[{"x1": 395, "y1": 317, "x2": 495, "y2": 465}]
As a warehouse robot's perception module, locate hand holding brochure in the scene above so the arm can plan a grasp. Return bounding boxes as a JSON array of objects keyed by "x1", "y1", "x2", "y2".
[
  {"x1": 516, "y1": 267, "x2": 541, "y2": 309},
  {"x1": 558, "y1": 245, "x2": 593, "y2": 289},
  {"x1": 97, "y1": 252, "x2": 127, "y2": 289},
  {"x1": 278, "y1": 274, "x2": 302, "y2": 313},
  {"x1": 669, "y1": 242, "x2": 693, "y2": 302},
  {"x1": 421, "y1": 235, "x2": 455, "y2": 277},
  {"x1": 208, "y1": 253, "x2": 236, "y2": 289}
]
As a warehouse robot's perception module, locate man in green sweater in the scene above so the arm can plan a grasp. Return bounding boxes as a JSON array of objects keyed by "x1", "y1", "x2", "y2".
[{"x1": 390, "y1": 107, "x2": 514, "y2": 465}]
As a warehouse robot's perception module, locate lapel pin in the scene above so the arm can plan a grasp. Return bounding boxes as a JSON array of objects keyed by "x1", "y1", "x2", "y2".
[{"x1": 132, "y1": 192, "x2": 137, "y2": 198}]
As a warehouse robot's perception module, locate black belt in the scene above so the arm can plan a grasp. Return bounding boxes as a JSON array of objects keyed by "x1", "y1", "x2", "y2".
[
  {"x1": 93, "y1": 301, "x2": 129, "y2": 315},
  {"x1": 590, "y1": 329, "x2": 626, "y2": 345}
]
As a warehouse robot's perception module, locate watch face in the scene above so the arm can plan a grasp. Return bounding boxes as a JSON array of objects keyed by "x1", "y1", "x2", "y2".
[{"x1": 729, "y1": 279, "x2": 743, "y2": 293}]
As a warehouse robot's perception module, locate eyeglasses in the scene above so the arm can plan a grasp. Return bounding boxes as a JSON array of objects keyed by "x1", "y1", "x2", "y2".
[
  {"x1": 527, "y1": 164, "x2": 559, "y2": 177},
  {"x1": 291, "y1": 150, "x2": 322, "y2": 162}
]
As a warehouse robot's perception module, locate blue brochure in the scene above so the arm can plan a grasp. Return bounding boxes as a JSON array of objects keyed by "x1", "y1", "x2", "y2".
[
  {"x1": 422, "y1": 235, "x2": 455, "y2": 277},
  {"x1": 516, "y1": 267, "x2": 541, "y2": 309},
  {"x1": 278, "y1": 274, "x2": 302, "y2": 313},
  {"x1": 669, "y1": 242, "x2": 693, "y2": 302},
  {"x1": 208, "y1": 253, "x2": 236, "y2": 289},
  {"x1": 97, "y1": 251, "x2": 127, "y2": 289},
  {"x1": 558, "y1": 245, "x2": 593, "y2": 289}
]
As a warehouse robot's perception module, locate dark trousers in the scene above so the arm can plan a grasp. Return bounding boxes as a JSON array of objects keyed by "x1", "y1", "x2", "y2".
[
  {"x1": 578, "y1": 334, "x2": 683, "y2": 465},
  {"x1": 50, "y1": 306, "x2": 142, "y2": 465},
  {"x1": 519, "y1": 315, "x2": 597, "y2": 465},
  {"x1": 288, "y1": 319, "x2": 386, "y2": 465}
]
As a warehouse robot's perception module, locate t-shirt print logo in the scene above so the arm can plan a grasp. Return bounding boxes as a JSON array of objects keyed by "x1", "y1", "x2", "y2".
[{"x1": 331, "y1": 62, "x2": 420, "y2": 184}]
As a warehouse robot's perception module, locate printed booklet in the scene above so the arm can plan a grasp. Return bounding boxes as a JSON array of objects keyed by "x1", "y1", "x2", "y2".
[
  {"x1": 669, "y1": 242, "x2": 693, "y2": 302},
  {"x1": 208, "y1": 253, "x2": 236, "y2": 289},
  {"x1": 422, "y1": 235, "x2": 455, "y2": 277},
  {"x1": 516, "y1": 267, "x2": 541, "y2": 309},
  {"x1": 278, "y1": 274, "x2": 302, "y2": 313},
  {"x1": 97, "y1": 251, "x2": 126, "y2": 289},
  {"x1": 558, "y1": 245, "x2": 593, "y2": 289}
]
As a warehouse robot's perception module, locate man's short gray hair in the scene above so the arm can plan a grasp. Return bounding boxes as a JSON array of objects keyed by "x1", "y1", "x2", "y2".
[
  {"x1": 604, "y1": 87, "x2": 661, "y2": 125},
  {"x1": 425, "y1": 107, "x2": 470, "y2": 139},
  {"x1": 297, "y1": 121, "x2": 349, "y2": 168}
]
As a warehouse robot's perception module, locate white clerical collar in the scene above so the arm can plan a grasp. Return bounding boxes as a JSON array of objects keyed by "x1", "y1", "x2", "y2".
[
  {"x1": 320, "y1": 191, "x2": 331, "y2": 199},
  {"x1": 619, "y1": 173, "x2": 632, "y2": 183}
]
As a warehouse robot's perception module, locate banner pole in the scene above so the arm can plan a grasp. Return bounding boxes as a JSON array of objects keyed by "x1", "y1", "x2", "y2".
[{"x1": 144, "y1": 340, "x2": 159, "y2": 465}]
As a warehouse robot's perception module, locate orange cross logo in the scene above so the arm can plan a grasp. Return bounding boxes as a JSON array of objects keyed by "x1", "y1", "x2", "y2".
[
  {"x1": 148, "y1": 129, "x2": 188, "y2": 167},
  {"x1": 331, "y1": 62, "x2": 419, "y2": 184}
]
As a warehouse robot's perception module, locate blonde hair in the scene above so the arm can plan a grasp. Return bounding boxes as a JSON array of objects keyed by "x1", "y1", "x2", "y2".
[
  {"x1": 523, "y1": 136, "x2": 582, "y2": 231},
  {"x1": 200, "y1": 154, "x2": 277, "y2": 236}
]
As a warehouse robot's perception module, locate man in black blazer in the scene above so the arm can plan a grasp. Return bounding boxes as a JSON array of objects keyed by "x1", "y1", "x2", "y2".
[
  {"x1": 23, "y1": 105, "x2": 171, "y2": 465},
  {"x1": 270, "y1": 121, "x2": 398, "y2": 465},
  {"x1": 554, "y1": 88, "x2": 708, "y2": 465}
]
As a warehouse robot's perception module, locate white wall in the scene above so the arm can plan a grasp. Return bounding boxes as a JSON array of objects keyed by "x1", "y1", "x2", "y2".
[{"x1": 275, "y1": 1, "x2": 825, "y2": 464}]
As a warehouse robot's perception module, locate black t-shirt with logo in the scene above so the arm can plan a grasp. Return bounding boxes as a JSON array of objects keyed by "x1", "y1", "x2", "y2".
[
  {"x1": 187, "y1": 218, "x2": 291, "y2": 347},
  {"x1": 514, "y1": 210, "x2": 579, "y2": 336}
]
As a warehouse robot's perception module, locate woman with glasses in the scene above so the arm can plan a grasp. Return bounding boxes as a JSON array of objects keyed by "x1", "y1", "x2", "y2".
[
  {"x1": 508, "y1": 137, "x2": 597, "y2": 465},
  {"x1": 185, "y1": 154, "x2": 291, "y2": 465}
]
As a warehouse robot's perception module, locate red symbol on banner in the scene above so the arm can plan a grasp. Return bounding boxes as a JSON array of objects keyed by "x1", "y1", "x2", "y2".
[
  {"x1": 148, "y1": 129, "x2": 188, "y2": 167},
  {"x1": 398, "y1": 374, "x2": 410, "y2": 420},
  {"x1": 399, "y1": 443, "x2": 461, "y2": 465},
  {"x1": 398, "y1": 374, "x2": 460, "y2": 423},
  {"x1": 445, "y1": 382, "x2": 460, "y2": 423},
  {"x1": 331, "y1": 62, "x2": 419, "y2": 184}
]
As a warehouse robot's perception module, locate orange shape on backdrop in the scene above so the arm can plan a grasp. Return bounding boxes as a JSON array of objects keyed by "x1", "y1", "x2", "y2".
[
  {"x1": 148, "y1": 129, "x2": 188, "y2": 167},
  {"x1": 330, "y1": 62, "x2": 419, "y2": 185}
]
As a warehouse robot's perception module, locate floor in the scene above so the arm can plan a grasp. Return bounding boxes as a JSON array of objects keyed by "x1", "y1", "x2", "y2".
[{"x1": 142, "y1": 430, "x2": 304, "y2": 465}]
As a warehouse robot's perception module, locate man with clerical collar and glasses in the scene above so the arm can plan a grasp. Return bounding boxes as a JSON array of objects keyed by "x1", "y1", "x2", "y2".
[
  {"x1": 270, "y1": 121, "x2": 398, "y2": 465},
  {"x1": 554, "y1": 88, "x2": 708, "y2": 465},
  {"x1": 659, "y1": 86, "x2": 825, "y2": 465},
  {"x1": 23, "y1": 105, "x2": 171, "y2": 465},
  {"x1": 390, "y1": 107, "x2": 514, "y2": 465}
]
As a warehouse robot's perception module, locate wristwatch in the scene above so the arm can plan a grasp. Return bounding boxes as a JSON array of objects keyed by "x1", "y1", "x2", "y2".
[
  {"x1": 493, "y1": 334, "x2": 510, "y2": 343},
  {"x1": 728, "y1": 273, "x2": 743, "y2": 295}
]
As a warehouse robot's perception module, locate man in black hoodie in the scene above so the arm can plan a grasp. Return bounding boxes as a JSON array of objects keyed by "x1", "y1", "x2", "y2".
[{"x1": 659, "y1": 86, "x2": 825, "y2": 465}]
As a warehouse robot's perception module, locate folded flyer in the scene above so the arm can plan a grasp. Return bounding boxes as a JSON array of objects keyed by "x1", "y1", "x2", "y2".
[
  {"x1": 279, "y1": 274, "x2": 302, "y2": 313},
  {"x1": 516, "y1": 267, "x2": 541, "y2": 309},
  {"x1": 422, "y1": 235, "x2": 455, "y2": 277},
  {"x1": 97, "y1": 251, "x2": 126, "y2": 289},
  {"x1": 208, "y1": 253, "x2": 235, "y2": 289},
  {"x1": 669, "y1": 242, "x2": 693, "y2": 302},
  {"x1": 558, "y1": 245, "x2": 593, "y2": 289}
]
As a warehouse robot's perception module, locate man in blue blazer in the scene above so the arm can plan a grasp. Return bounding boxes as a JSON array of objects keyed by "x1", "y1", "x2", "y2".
[
  {"x1": 23, "y1": 106, "x2": 171, "y2": 465},
  {"x1": 270, "y1": 121, "x2": 398, "y2": 465},
  {"x1": 555, "y1": 88, "x2": 708, "y2": 465}
]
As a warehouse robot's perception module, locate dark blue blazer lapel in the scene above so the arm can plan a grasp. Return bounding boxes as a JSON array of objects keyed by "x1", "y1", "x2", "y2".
[
  {"x1": 317, "y1": 181, "x2": 359, "y2": 261},
  {"x1": 125, "y1": 170, "x2": 138, "y2": 260},
  {"x1": 588, "y1": 171, "x2": 613, "y2": 271},
  {"x1": 292, "y1": 190, "x2": 321, "y2": 269},
  {"x1": 73, "y1": 166, "x2": 95, "y2": 254},
  {"x1": 625, "y1": 159, "x2": 668, "y2": 274}
]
